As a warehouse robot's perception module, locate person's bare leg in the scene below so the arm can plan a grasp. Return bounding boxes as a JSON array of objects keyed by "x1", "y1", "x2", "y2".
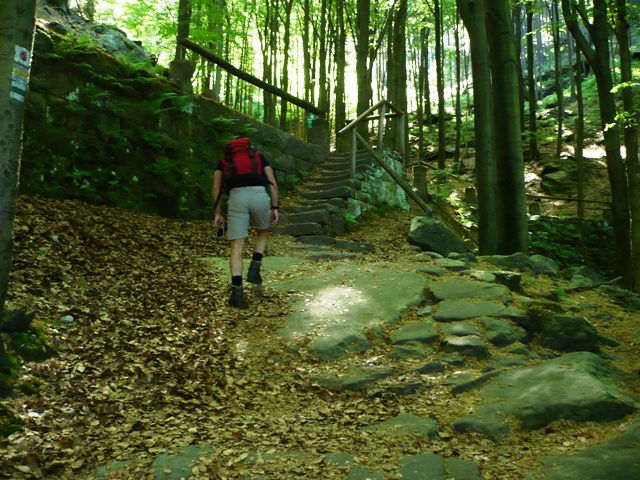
[
  {"x1": 253, "y1": 229, "x2": 269, "y2": 255},
  {"x1": 230, "y1": 238, "x2": 246, "y2": 276}
]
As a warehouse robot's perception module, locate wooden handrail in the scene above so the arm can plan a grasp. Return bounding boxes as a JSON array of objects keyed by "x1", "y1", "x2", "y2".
[{"x1": 337, "y1": 99, "x2": 403, "y2": 135}]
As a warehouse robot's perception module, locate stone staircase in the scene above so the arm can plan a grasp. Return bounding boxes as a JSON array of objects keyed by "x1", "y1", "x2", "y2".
[{"x1": 274, "y1": 148, "x2": 410, "y2": 246}]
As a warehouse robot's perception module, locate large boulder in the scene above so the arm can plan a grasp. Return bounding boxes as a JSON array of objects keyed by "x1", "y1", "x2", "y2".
[{"x1": 407, "y1": 217, "x2": 466, "y2": 256}]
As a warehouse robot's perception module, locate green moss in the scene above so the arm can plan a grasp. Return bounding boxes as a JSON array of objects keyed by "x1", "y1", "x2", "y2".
[{"x1": 0, "y1": 403, "x2": 23, "y2": 438}]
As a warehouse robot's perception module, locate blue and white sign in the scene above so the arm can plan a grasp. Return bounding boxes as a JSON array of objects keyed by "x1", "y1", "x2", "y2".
[{"x1": 10, "y1": 45, "x2": 31, "y2": 102}]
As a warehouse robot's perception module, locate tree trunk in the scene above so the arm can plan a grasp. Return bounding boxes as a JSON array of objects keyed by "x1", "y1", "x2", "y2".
[
  {"x1": 551, "y1": 0, "x2": 564, "y2": 158},
  {"x1": 615, "y1": 0, "x2": 640, "y2": 292},
  {"x1": 386, "y1": 0, "x2": 408, "y2": 154},
  {"x1": 457, "y1": 0, "x2": 498, "y2": 255},
  {"x1": 334, "y1": 0, "x2": 347, "y2": 151},
  {"x1": 484, "y1": 0, "x2": 528, "y2": 254},
  {"x1": 175, "y1": 0, "x2": 191, "y2": 61},
  {"x1": 278, "y1": 0, "x2": 294, "y2": 132},
  {"x1": 417, "y1": 27, "x2": 429, "y2": 162},
  {"x1": 0, "y1": 0, "x2": 38, "y2": 384},
  {"x1": 356, "y1": 0, "x2": 372, "y2": 139},
  {"x1": 434, "y1": 0, "x2": 446, "y2": 170},
  {"x1": 513, "y1": 1, "x2": 526, "y2": 133},
  {"x1": 454, "y1": 12, "x2": 462, "y2": 169},
  {"x1": 526, "y1": 2, "x2": 539, "y2": 160},
  {"x1": 317, "y1": 0, "x2": 330, "y2": 116},
  {"x1": 302, "y1": 0, "x2": 312, "y2": 103},
  {"x1": 562, "y1": 0, "x2": 632, "y2": 288},
  {"x1": 574, "y1": 47, "x2": 585, "y2": 219}
]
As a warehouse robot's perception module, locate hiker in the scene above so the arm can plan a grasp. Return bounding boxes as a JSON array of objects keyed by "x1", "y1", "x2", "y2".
[{"x1": 212, "y1": 137, "x2": 279, "y2": 309}]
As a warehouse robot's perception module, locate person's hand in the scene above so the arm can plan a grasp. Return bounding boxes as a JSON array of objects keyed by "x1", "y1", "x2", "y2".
[
  {"x1": 270, "y1": 209, "x2": 278, "y2": 225},
  {"x1": 214, "y1": 213, "x2": 224, "y2": 228}
]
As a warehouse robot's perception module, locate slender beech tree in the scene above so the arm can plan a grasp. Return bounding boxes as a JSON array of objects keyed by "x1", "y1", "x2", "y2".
[
  {"x1": 457, "y1": 0, "x2": 499, "y2": 254},
  {"x1": 574, "y1": 43, "x2": 585, "y2": 219},
  {"x1": 0, "y1": 0, "x2": 38, "y2": 381},
  {"x1": 278, "y1": 0, "x2": 295, "y2": 131},
  {"x1": 484, "y1": 0, "x2": 529, "y2": 254},
  {"x1": 176, "y1": 0, "x2": 192, "y2": 60},
  {"x1": 432, "y1": 0, "x2": 447, "y2": 169},
  {"x1": 334, "y1": 0, "x2": 347, "y2": 149},
  {"x1": 454, "y1": 11, "x2": 462, "y2": 169},
  {"x1": 550, "y1": 0, "x2": 564, "y2": 158},
  {"x1": 355, "y1": 0, "x2": 373, "y2": 138},
  {"x1": 526, "y1": 0, "x2": 540, "y2": 160},
  {"x1": 613, "y1": 0, "x2": 640, "y2": 292},
  {"x1": 513, "y1": 1, "x2": 526, "y2": 133},
  {"x1": 317, "y1": 0, "x2": 330, "y2": 116},
  {"x1": 561, "y1": 0, "x2": 632, "y2": 288},
  {"x1": 386, "y1": 0, "x2": 408, "y2": 154}
]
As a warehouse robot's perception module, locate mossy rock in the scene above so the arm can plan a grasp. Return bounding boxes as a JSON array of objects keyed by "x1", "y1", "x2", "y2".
[
  {"x1": 0, "y1": 403, "x2": 23, "y2": 438},
  {"x1": 10, "y1": 333, "x2": 54, "y2": 362}
]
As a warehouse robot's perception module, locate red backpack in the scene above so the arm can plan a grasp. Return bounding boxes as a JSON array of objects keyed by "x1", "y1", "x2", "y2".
[{"x1": 221, "y1": 137, "x2": 263, "y2": 179}]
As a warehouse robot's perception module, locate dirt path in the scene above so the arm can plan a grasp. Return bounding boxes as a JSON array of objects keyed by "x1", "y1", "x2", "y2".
[{"x1": 1, "y1": 195, "x2": 638, "y2": 479}]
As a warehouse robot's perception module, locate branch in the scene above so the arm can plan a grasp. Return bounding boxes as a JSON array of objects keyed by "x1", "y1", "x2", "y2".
[{"x1": 179, "y1": 38, "x2": 325, "y2": 116}]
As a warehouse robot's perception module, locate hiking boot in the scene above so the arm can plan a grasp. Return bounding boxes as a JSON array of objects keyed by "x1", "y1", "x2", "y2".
[
  {"x1": 247, "y1": 260, "x2": 262, "y2": 285},
  {"x1": 229, "y1": 285, "x2": 247, "y2": 309}
]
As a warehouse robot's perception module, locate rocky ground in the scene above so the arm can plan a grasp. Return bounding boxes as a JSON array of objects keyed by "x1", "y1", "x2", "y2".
[{"x1": 1, "y1": 194, "x2": 639, "y2": 479}]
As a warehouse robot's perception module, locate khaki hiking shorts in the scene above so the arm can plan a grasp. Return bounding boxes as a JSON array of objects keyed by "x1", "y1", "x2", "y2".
[{"x1": 227, "y1": 186, "x2": 270, "y2": 240}]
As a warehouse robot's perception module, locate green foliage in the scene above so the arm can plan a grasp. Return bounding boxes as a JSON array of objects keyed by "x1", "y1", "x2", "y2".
[
  {"x1": 528, "y1": 218, "x2": 616, "y2": 277},
  {"x1": 0, "y1": 403, "x2": 23, "y2": 437}
]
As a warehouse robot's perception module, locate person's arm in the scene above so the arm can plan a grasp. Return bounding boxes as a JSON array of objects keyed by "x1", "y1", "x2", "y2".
[
  {"x1": 263, "y1": 165, "x2": 279, "y2": 224},
  {"x1": 212, "y1": 169, "x2": 224, "y2": 227}
]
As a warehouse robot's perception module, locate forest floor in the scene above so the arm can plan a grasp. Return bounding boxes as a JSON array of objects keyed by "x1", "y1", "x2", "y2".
[{"x1": 1, "y1": 194, "x2": 639, "y2": 479}]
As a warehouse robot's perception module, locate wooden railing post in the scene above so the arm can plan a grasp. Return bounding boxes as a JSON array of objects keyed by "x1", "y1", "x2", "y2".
[
  {"x1": 399, "y1": 111, "x2": 406, "y2": 171},
  {"x1": 378, "y1": 102, "x2": 386, "y2": 155},
  {"x1": 350, "y1": 127, "x2": 357, "y2": 178}
]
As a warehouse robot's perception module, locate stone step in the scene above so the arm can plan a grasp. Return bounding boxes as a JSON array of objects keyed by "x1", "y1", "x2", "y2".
[
  {"x1": 320, "y1": 161, "x2": 374, "y2": 173},
  {"x1": 272, "y1": 222, "x2": 324, "y2": 237},
  {"x1": 327, "y1": 149, "x2": 376, "y2": 160},
  {"x1": 303, "y1": 178, "x2": 361, "y2": 192},
  {"x1": 300, "y1": 185, "x2": 361, "y2": 201},
  {"x1": 287, "y1": 209, "x2": 332, "y2": 225},
  {"x1": 284, "y1": 200, "x2": 347, "y2": 213}
]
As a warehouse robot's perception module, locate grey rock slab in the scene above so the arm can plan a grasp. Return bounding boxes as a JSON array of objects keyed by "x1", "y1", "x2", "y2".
[
  {"x1": 443, "y1": 336, "x2": 490, "y2": 359},
  {"x1": 407, "y1": 216, "x2": 467, "y2": 256},
  {"x1": 282, "y1": 222, "x2": 324, "y2": 236},
  {"x1": 298, "y1": 235, "x2": 336, "y2": 246},
  {"x1": 428, "y1": 277, "x2": 511, "y2": 302},
  {"x1": 275, "y1": 263, "x2": 427, "y2": 360},
  {"x1": 479, "y1": 252, "x2": 560, "y2": 278},
  {"x1": 454, "y1": 352, "x2": 638, "y2": 440},
  {"x1": 360, "y1": 413, "x2": 440, "y2": 438},
  {"x1": 482, "y1": 317, "x2": 529, "y2": 347},
  {"x1": 311, "y1": 365, "x2": 394, "y2": 392},
  {"x1": 388, "y1": 342, "x2": 434, "y2": 360},
  {"x1": 434, "y1": 258, "x2": 469, "y2": 272},
  {"x1": 309, "y1": 325, "x2": 373, "y2": 361},
  {"x1": 448, "y1": 458, "x2": 484, "y2": 480},
  {"x1": 415, "y1": 361, "x2": 446, "y2": 374},
  {"x1": 418, "y1": 266, "x2": 448, "y2": 277},
  {"x1": 539, "y1": 314, "x2": 599, "y2": 352},
  {"x1": 334, "y1": 239, "x2": 376, "y2": 253},
  {"x1": 398, "y1": 453, "x2": 446, "y2": 480},
  {"x1": 390, "y1": 321, "x2": 439, "y2": 345},
  {"x1": 435, "y1": 299, "x2": 507, "y2": 322},
  {"x1": 529, "y1": 421, "x2": 640, "y2": 480},
  {"x1": 441, "y1": 321, "x2": 481, "y2": 337}
]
